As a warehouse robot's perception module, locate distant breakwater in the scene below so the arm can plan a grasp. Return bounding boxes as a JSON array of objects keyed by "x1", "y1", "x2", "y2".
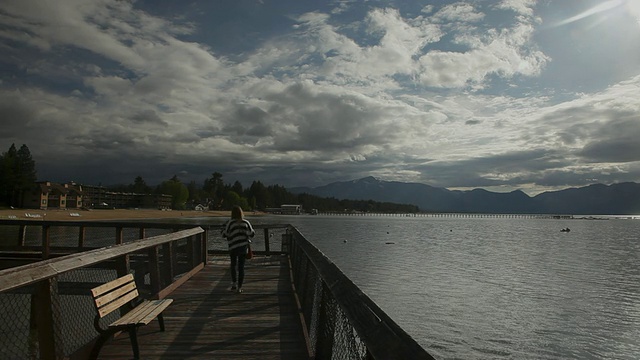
[{"x1": 314, "y1": 212, "x2": 575, "y2": 219}]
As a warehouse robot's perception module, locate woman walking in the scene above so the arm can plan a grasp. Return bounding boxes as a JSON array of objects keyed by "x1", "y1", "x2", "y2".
[{"x1": 221, "y1": 205, "x2": 255, "y2": 293}]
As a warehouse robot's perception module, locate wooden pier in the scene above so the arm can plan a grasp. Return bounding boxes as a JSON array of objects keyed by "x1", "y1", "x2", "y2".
[
  {"x1": 0, "y1": 220, "x2": 435, "y2": 360},
  {"x1": 97, "y1": 255, "x2": 309, "y2": 359}
]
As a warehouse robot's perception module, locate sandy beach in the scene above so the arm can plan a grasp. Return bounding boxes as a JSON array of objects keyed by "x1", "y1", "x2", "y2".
[{"x1": 0, "y1": 208, "x2": 233, "y2": 221}]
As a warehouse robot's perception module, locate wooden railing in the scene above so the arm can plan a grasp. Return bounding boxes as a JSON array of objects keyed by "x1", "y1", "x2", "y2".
[
  {"x1": 0, "y1": 220, "x2": 435, "y2": 359},
  {"x1": 286, "y1": 225, "x2": 436, "y2": 360},
  {"x1": 0, "y1": 222, "x2": 207, "y2": 360}
]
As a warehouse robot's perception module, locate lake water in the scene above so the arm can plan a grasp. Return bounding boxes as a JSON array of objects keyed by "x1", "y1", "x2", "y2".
[
  {"x1": 256, "y1": 214, "x2": 640, "y2": 360},
  {"x1": 4, "y1": 214, "x2": 639, "y2": 359}
]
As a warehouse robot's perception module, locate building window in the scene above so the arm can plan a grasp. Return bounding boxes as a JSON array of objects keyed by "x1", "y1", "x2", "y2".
[
  {"x1": 61, "y1": 200, "x2": 65, "y2": 204},
  {"x1": 42, "y1": 199, "x2": 46, "y2": 204}
]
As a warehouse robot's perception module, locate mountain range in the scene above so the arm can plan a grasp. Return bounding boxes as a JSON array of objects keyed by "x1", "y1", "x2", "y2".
[{"x1": 289, "y1": 177, "x2": 640, "y2": 215}]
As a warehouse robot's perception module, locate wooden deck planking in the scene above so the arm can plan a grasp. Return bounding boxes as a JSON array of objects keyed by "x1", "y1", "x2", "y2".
[{"x1": 98, "y1": 255, "x2": 309, "y2": 359}]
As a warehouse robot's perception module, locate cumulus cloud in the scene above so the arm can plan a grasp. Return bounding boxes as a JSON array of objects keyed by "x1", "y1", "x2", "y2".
[{"x1": 0, "y1": 0, "x2": 638, "y2": 193}]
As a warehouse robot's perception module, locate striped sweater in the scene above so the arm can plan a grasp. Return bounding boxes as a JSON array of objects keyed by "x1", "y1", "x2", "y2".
[{"x1": 222, "y1": 219, "x2": 255, "y2": 250}]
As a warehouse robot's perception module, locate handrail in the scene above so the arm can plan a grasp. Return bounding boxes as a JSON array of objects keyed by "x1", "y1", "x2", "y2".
[
  {"x1": 288, "y1": 225, "x2": 435, "y2": 360},
  {"x1": 0, "y1": 223, "x2": 208, "y2": 360},
  {"x1": 0, "y1": 227, "x2": 203, "y2": 294},
  {"x1": 0, "y1": 219, "x2": 434, "y2": 359}
]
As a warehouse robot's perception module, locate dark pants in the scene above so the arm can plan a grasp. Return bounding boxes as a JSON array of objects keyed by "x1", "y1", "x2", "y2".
[{"x1": 229, "y1": 245, "x2": 247, "y2": 287}]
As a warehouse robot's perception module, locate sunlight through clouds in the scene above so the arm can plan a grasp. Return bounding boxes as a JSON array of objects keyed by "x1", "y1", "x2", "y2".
[{"x1": 0, "y1": 0, "x2": 639, "y2": 194}]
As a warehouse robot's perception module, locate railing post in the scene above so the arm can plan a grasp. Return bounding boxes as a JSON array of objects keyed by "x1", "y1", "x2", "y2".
[
  {"x1": 19, "y1": 224, "x2": 27, "y2": 246},
  {"x1": 201, "y1": 229, "x2": 209, "y2": 265},
  {"x1": 263, "y1": 228, "x2": 270, "y2": 256},
  {"x1": 34, "y1": 278, "x2": 63, "y2": 360},
  {"x1": 162, "y1": 242, "x2": 175, "y2": 285},
  {"x1": 149, "y1": 246, "x2": 161, "y2": 298},
  {"x1": 115, "y1": 226, "x2": 123, "y2": 245},
  {"x1": 135, "y1": 228, "x2": 147, "y2": 289},
  {"x1": 282, "y1": 231, "x2": 292, "y2": 254},
  {"x1": 186, "y1": 235, "x2": 195, "y2": 268},
  {"x1": 115, "y1": 227, "x2": 130, "y2": 276},
  {"x1": 42, "y1": 224, "x2": 51, "y2": 260},
  {"x1": 78, "y1": 225, "x2": 85, "y2": 248}
]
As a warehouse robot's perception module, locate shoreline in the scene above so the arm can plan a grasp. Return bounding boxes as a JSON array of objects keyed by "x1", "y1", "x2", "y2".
[{"x1": 0, "y1": 208, "x2": 235, "y2": 221}]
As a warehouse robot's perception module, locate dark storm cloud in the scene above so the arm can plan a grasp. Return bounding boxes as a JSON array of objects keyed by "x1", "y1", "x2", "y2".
[
  {"x1": 578, "y1": 118, "x2": 640, "y2": 162},
  {"x1": 222, "y1": 104, "x2": 272, "y2": 138},
  {"x1": 0, "y1": 96, "x2": 35, "y2": 138},
  {"x1": 130, "y1": 110, "x2": 167, "y2": 125}
]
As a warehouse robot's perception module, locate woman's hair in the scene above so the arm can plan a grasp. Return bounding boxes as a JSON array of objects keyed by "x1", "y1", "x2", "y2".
[{"x1": 231, "y1": 205, "x2": 244, "y2": 220}]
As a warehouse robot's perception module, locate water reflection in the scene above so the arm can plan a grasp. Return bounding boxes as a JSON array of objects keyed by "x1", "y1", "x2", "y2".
[{"x1": 284, "y1": 215, "x2": 640, "y2": 360}]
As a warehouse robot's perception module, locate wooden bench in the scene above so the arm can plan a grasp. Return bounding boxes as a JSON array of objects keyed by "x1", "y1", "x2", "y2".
[{"x1": 90, "y1": 273, "x2": 173, "y2": 359}]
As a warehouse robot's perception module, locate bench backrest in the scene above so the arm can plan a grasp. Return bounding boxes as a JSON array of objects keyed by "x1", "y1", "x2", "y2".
[{"x1": 91, "y1": 273, "x2": 139, "y2": 318}]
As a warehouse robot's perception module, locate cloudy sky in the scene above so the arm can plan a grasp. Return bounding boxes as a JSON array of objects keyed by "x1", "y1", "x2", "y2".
[{"x1": 1, "y1": 0, "x2": 640, "y2": 195}]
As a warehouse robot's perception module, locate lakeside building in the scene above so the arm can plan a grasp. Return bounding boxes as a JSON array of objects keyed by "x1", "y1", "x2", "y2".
[
  {"x1": 81, "y1": 184, "x2": 172, "y2": 209},
  {"x1": 21, "y1": 181, "x2": 84, "y2": 210},
  {"x1": 21, "y1": 182, "x2": 172, "y2": 210}
]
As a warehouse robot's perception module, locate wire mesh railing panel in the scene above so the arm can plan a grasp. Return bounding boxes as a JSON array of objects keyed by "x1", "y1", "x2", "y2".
[
  {"x1": 330, "y1": 305, "x2": 368, "y2": 360},
  {"x1": 57, "y1": 268, "x2": 119, "y2": 356},
  {"x1": 307, "y1": 275, "x2": 322, "y2": 357},
  {"x1": 173, "y1": 238, "x2": 191, "y2": 276},
  {"x1": 287, "y1": 225, "x2": 435, "y2": 360},
  {"x1": 78, "y1": 227, "x2": 109, "y2": 247},
  {"x1": 0, "y1": 292, "x2": 34, "y2": 359}
]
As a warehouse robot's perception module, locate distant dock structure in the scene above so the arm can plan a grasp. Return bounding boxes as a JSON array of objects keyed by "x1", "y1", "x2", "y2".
[
  {"x1": 265, "y1": 204, "x2": 303, "y2": 215},
  {"x1": 316, "y1": 212, "x2": 574, "y2": 219}
]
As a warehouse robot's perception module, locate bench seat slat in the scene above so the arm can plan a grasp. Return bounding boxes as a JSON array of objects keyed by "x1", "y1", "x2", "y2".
[
  {"x1": 97, "y1": 289, "x2": 139, "y2": 318},
  {"x1": 94, "y1": 282, "x2": 138, "y2": 309},
  {"x1": 110, "y1": 299, "x2": 173, "y2": 328},
  {"x1": 91, "y1": 273, "x2": 134, "y2": 297},
  {"x1": 137, "y1": 299, "x2": 173, "y2": 324}
]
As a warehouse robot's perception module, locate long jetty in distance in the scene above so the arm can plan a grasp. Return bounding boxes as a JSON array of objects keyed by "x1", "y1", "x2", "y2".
[
  {"x1": 316, "y1": 211, "x2": 574, "y2": 219},
  {"x1": 0, "y1": 219, "x2": 436, "y2": 360}
]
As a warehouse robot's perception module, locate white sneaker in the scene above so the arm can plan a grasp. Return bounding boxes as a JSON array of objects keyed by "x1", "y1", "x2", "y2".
[
  {"x1": 236, "y1": 287, "x2": 243, "y2": 293},
  {"x1": 228, "y1": 282, "x2": 237, "y2": 291}
]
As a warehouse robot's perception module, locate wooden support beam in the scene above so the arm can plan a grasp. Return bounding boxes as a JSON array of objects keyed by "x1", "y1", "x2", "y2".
[
  {"x1": 42, "y1": 225, "x2": 50, "y2": 260},
  {"x1": 263, "y1": 228, "x2": 270, "y2": 256},
  {"x1": 201, "y1": 229, "x2": 208, "y2": 265},
  {"x1": 162, "y1": 242, "x2": 175, "y2": 286},
  {"x1": 35, "y1": 278, "x2": 63, "y2": 360},
  {"x1": 78, "y1": 225, "x2": 86, "y2": 248},
  {"x1": 186, "y1": 235, "x2": 195, "y2": 269},
  {"x1": 148, "y1": 246, "x2": 161, "y2": 297},
  {"x1": 115, "y1": 226, "x2": 123, "y2": 245},
  {"x1": 19, "y1": 225, "x2": 27, "y2": 246}
]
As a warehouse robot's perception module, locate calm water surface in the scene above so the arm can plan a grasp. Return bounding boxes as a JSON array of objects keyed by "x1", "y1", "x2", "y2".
[
  {"x1": 7, "y1": 214, "x2": 637, "y2": 359},
  {"x1": 267, "y1": 215, "x2": 640, "y2": 360}
]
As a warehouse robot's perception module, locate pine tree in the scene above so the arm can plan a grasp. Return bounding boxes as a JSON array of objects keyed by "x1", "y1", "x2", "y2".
[
  {"x1": 0, "y1": 144, "x2": 18, "y2": 205},
  {"x1": 0, "y1": 144, "x2": 37, "y2": 206},
  {"x1": 203, "y1": 172, "x2": 224, "y2": 209}
]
